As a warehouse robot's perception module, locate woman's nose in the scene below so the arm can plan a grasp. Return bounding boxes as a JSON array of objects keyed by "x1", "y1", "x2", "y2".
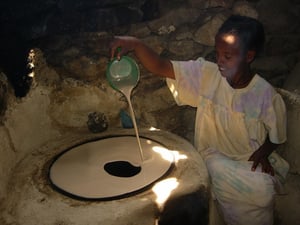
[{"x1": 216, "y1": 56, "x2": 223, "y2": 66}]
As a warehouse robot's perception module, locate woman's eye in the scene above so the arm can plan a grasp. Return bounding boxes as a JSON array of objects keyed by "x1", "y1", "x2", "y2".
[{"x1": 225, "y1": 55, "x2": 231, "y2": 60}]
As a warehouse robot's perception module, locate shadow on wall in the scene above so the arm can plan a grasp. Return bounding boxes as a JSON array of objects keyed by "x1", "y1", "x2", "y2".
[
  {"x1": 157, "y1": 190, "x2": 209, "y2": 225},
  {"x1": 0, "y1": 34, "x2": 33, "y2": 97},
  {"x1": 0, "y1": 0, "x2": 162, "y2": 98}
]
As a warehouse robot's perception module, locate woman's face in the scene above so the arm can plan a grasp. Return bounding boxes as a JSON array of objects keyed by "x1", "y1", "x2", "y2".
[{"x1": 215, "y1": 32, "x2": 250, "y2": 84}]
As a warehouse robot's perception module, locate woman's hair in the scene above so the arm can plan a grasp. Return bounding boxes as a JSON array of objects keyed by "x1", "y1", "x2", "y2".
[{"x1": 217, "y1": 15, "x2": 265, "y2": 56}]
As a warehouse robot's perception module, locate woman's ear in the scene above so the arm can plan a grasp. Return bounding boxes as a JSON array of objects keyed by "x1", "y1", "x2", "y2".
[{"x1": 246, "y1": 50, "x2": 256, "y2": 63}]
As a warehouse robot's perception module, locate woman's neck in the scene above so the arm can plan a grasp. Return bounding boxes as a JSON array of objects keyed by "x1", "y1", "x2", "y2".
[{"x1": 228, "y1": 69, "x2": 254, "y2": 89}]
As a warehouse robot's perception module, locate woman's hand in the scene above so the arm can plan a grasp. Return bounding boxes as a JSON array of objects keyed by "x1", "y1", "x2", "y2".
[
  {"x1": 110, "y1": 36, "x2": 140, "y2": 60},
  {"x1": 109, "y1": 36, "x2": 175, "y2": 78},
  {"x1": 248, "y1": 136, "x2": 279, "y2": 176},
  {"x1": 248, "y1": 148, "x2": 274, "y2": 175}
]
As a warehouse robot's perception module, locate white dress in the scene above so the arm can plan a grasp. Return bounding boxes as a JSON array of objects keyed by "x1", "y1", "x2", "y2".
[{"x1": 167, "y1": 58, "x2": 289, "y2": 225}]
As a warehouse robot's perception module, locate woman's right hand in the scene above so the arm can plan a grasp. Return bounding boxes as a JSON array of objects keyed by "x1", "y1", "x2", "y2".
[
  {"x1": 110, "y1": 36, "x2": 141, "y2": 60},
  {"x1": 109, "y1": 35, "x2": 175, "y2": 79}
]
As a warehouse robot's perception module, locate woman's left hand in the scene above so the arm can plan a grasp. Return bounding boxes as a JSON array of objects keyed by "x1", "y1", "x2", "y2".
[
  {"x1": 248, "y1": 148, "x2": 274, "y2": 176},
  {"x1": 248, "y1": 136, "x2": 279, "y2": 176}
]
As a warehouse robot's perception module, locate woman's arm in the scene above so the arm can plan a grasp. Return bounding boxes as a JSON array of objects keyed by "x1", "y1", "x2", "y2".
[{"x1": 110, "y1": 36, "x2": 175, "y2": 79}]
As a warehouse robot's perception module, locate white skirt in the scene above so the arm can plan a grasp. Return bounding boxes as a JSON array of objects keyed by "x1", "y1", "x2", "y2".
[{"x1": 203, "y1": 148, "x2": 277, "y2": 225}]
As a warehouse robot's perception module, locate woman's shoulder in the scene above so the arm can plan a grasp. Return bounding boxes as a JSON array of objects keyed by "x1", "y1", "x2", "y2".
[
  {"x1": 172, "y1": 57, "x2": 218, "y2": 70},
  {"x1": 249, "y1": 75, "x2": 283, "y2": 104},
  {"x1": 171, "y1": 57, "x2": 219, "y2": 81},
  {"x1": 251, "y1": 74, "x2": 277, "y2": 93}
]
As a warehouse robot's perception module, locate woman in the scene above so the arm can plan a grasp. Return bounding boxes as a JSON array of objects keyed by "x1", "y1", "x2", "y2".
[{"x1": 110, "y1": 15, "x2": 289, "y2": 225}]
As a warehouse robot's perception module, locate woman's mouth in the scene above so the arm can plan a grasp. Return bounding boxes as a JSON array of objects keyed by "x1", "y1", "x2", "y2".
[
  {"x1": 218, "y1": 66, "x2": 226, "y2": 76},
  {"x1": 218, "y1": 66, "x2": 225, "y2": 71}
]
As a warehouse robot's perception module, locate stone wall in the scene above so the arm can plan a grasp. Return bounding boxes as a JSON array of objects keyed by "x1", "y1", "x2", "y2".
[{"x1": 0, "y1": 0, "x2": 300, "y2": 224}]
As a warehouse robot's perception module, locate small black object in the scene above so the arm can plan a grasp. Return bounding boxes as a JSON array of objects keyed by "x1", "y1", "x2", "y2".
[{"x1": 87, "y1": 112, "x2": 108, "y2": 133}]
